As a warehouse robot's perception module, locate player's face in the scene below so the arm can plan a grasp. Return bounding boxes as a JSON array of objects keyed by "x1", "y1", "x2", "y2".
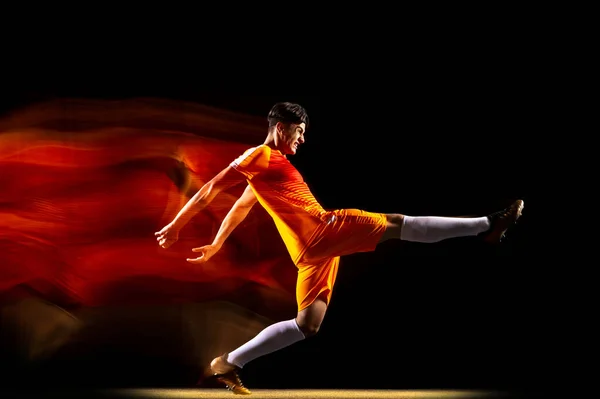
[{"x1": 279, "y1": 122, "x2": 306, "y2": 155}]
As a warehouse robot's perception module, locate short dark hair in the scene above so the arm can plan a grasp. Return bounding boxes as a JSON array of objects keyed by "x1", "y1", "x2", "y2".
[{"x1": 267, "y1": 102, "x2": 309, "y2": 128}]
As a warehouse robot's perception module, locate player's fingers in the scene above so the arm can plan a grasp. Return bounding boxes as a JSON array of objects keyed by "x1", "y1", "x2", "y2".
[{"x1": 186, "y1": 257, "x2": 205, "y2": 264}]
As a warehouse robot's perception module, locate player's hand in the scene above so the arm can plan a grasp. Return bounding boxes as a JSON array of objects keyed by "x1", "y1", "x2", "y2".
[
  {"x1": 155, "y1": 223, "x2": 180, "y2": 249},
  {"x1": 186, "y1": 244, "x2": 219, "y2": 264}
]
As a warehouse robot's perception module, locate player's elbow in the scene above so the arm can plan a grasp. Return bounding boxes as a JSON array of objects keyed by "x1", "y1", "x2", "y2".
[{"x1": 192, "y1": 182, "x2": 219, "y2": 204}]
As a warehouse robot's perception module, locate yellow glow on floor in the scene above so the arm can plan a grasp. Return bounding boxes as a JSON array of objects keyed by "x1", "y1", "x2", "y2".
[{"x1": 113, "y1": 388, "x2": 514, "y2": 398}]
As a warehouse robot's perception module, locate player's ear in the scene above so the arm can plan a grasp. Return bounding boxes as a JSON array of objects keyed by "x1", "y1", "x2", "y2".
[
  {"x1": 276, "y1": 122, "x2": 288, "y2": 138},
  {"x1": 275, "y1": 122, "x2": 285, "y2": 134}
]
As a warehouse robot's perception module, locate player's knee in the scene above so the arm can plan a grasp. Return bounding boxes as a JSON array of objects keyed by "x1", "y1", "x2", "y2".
[
  {"x1": 385, "y1": 213, "x2": 404, "y2": 227},
  {"x1": 379, "y1": 213, "x2": 405, "y2": 242},
  {"x1": 296, "y1": 319, "x2": 321, "y2": 337},
  {"x1": 295, "y1": 299, "x2": 326, "y2": 337}
]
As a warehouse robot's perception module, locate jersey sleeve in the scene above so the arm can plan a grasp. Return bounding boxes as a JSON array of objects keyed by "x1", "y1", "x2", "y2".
[{"x1": 229, "y1": 145, "x2": 271, "y2": 180}]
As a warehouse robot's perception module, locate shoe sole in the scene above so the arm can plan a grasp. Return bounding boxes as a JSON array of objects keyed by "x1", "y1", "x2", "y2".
[{"x1": 216, "y1": 374, "x2": 252, "y2": 395}]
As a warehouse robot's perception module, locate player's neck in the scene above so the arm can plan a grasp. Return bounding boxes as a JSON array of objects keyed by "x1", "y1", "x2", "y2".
[{"x1": 263, "y1": 136, "x2": 285, "y2": 156}]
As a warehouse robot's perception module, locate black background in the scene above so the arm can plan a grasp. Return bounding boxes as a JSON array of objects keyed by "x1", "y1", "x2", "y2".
[{"x1": 0, "y1": 58, "x2": 553, "y2": 396}]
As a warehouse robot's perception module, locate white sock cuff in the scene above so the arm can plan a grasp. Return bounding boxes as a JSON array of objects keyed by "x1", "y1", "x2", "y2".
[
  {"x1": 400, "y1": 215, "x2": 419, "y2": 241},
  {"x1": 289, "y1": 318, "x2": 305, "y2": 338}
]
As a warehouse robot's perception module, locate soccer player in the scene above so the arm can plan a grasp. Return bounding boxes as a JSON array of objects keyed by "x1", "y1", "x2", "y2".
[{"x1": 155, "y1": 102, "x2": 524, "y2": 394}]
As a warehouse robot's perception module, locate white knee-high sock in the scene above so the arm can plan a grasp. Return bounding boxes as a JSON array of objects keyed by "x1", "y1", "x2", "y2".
[
  {"x1": 400, "y1": 215, "x2": 490, "y2": 243},
  {"x1": 227, "y1": 318, "x2": 305, "y2": 368}
]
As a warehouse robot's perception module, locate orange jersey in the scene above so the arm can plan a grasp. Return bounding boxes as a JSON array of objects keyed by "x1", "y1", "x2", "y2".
[
  {"x1": 230, "y1": 144, "x2": 388, "y2": 312},
  {"x1": 230, "y1": 144, "x2": 326, "y2": 263}
]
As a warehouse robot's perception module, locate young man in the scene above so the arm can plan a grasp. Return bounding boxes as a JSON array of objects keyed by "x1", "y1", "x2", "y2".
[{"x1": 155, "y1": 102, "x2": 524, "y2": 394}]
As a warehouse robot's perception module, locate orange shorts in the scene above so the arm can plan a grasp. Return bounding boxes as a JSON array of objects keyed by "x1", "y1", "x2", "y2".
[{"x1": 294, "y1": 209, "x2": 388, "y2": 311}]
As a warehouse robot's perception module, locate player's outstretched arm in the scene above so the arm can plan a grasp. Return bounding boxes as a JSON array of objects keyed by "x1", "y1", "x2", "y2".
[
  {"x1": 186, "y1": 184, "x2": 257, "y2": 264},
  {"x1": 155, "y1": 165, "x2": 246, "y2": 249}
]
